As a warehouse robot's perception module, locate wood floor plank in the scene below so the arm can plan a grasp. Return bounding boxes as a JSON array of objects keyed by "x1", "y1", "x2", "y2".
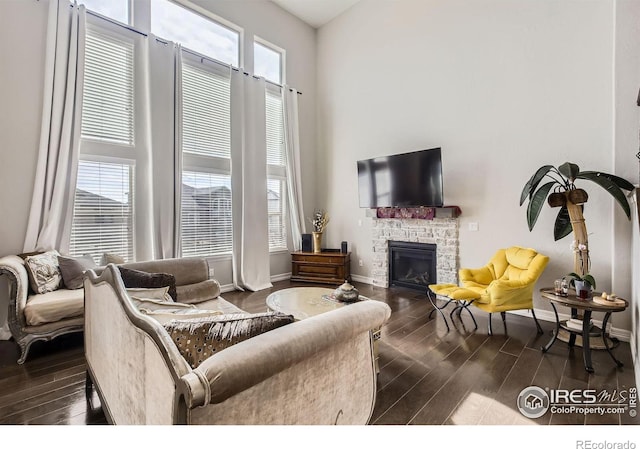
[
  {"x1": 373, "y1": 333, "x2": 488, "y2": 424},
  {"x1": 444, "y1": 350, "x2": 518, "y2": 425},
  {"x1": 478, "y1": 347, "x2": 543, "y2": 425},
  {"x1": 0, "y1": 371, "x2": 86, "y2": 409},
  {"x1": 410, "y1": 335, "x2": 511, "y2": 425},
  {"x1": 548, "y1": 375, "x2": 588, "y2": 425}
]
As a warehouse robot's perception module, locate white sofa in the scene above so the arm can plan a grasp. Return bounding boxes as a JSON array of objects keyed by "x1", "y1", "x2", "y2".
[{"x1": 84, "y1": 264, "x2": 392, "y2": 425}]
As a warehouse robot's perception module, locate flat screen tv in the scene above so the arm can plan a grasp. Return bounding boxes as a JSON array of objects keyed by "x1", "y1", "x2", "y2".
[{"x1": 357, "y1": 147, "x2": 444, "y2": 208}]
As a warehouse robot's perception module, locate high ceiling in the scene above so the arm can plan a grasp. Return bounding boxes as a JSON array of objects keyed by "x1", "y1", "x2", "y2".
[{"x1": 271, "y1": 0, "x2": 361, "y2": 28}]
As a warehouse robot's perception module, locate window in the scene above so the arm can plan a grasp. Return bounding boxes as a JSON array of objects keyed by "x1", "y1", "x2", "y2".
[
  {"x1": 82, "y1": 29, "x2": 134, "y2": 145},
  {"x1": 70, "y1": 4, "x2": 295, "y2": 263},
  {"x1": 267, "y1": 178, "x2": 287, "y2": 250},
  {"x1": 254, "y1": 41, "x2": 282, "y2": 84},
  {"x1": 180, "y1": 59, "x2": 232, "y2": 256},
  {"x1": 151, "y1": 0, "x2": 239, "y2": 66},
  {"x1": 259, "y1": 38, "x2": 287, "y2": 251},
  {"x1": 181, "y1": 172, "x2": 232, "y2": 257},
  {"x1": 76, "y1": 0, "x2": 130, "y2": 24},
  {"x1": 70, "y1": 160, "x2": 134, "y2": 262},
  {"x1": 72, "y1": 23, "x2": 142, "y2": 262},
  {"x1": 266, "y1": 88, "x2": 287, "y2": 251}
]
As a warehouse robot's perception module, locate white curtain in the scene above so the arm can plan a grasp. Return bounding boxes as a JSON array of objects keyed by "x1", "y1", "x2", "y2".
[
  {"x1": 23, "y1": 0, "x2": 86, "y2": 253},
  {"x1": 282, "y1": 86, "x2": 306, "y2": 250},
  {"x1": 230, "y1": 70, "x2": 272, "y2": 291},
  {"x1": 147, "y1": 37, "x2": 183, "y2": 259}
]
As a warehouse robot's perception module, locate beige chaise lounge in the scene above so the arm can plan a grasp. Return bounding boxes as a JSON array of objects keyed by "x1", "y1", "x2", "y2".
[{"x1": 84, "y1": 264, "x2": 391, "y2": 424}]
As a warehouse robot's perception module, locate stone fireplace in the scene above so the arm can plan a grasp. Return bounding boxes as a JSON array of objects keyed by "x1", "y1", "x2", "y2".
[{"x1": 371, "y1": 218, "x2": 459, "y2": 288}]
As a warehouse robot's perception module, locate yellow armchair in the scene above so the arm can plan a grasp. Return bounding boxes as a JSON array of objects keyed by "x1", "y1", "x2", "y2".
[{"x1": 461, "y1": 246, "x2": 549, "y2": 335}]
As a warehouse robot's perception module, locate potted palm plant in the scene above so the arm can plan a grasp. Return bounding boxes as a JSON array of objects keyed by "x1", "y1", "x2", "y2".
[{"x1": 520, "y1": 162, "x2": 634, "y2": 277}]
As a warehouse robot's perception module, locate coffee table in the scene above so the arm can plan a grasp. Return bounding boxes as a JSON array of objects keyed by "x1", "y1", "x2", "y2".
[
  {"x1": 266, "y1": 287, "x2": 354, "y2": 320},
  {"x1": 539, "y1": 288, "x2": 628, "y2": 373}
]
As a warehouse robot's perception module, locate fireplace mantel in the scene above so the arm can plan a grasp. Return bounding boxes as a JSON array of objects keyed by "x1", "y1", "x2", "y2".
[{"x1": 370, "y1": 217, "x2": 459, "y2": 288}]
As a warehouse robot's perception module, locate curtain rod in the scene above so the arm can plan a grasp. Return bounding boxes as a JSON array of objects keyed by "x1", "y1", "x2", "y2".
[{"x1": 79, "y1": 6, "x2": 302, "y2": 95}]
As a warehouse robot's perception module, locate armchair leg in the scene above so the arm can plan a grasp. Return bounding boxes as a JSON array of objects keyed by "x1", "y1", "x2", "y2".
[
  {"x1": 500, "y1": 311, "x2": 507, "y2": 334},
  {"x1": 488, "y1": 313, "x2": 493, "y2": 336},
  {"x1": 531, "y1": 309, "x2": 543, "y2": 334}
]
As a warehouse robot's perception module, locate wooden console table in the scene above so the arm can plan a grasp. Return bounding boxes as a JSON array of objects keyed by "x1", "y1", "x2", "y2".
[
  {"x1": 539, "y1": 288, "x2": 628, "y2": 373},
  {"x1": 291, "y1": 251, "x2": 350, "y2": 285}
]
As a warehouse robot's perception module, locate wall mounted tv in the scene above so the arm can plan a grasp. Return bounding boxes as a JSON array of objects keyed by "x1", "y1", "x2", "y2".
[{"x1": 357, "y1": 147, "x2": 444, "y2": 208}]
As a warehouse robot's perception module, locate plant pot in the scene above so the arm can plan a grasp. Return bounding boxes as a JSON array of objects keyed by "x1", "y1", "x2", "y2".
[
  {"x1": 312, "y1": 232, "x2": 323, "y2": 253},
  {"x1": 573, "y1": 280, "x2": 591, "y2": 299},
  {"x1": 568, "y1": 188, "x2": 588, "y2": 205},
  {"x1": 547, "y1": 192, "x2": 566, "y2": 208}
]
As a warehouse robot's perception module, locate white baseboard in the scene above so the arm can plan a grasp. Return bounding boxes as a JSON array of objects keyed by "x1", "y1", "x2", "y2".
[
  {"x1": 508, "y1": 309, "x2": 630, "y2": 342},
  {"x1": 220, "y1": 283, "x2": 235, "y2": 293},
  {"x1": 220, "y1": 273, "x2": 292, "y2": 294},
  {"x1": 351, "y1": 274, "x2": 373, "y2": 285},
  {"x1": 271, "y1": 272, "x2": 292, "y2": 283}
]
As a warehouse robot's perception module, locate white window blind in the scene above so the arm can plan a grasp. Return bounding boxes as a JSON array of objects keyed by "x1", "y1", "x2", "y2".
[
  {"x1": 182, "y1": 63, "x2": 231, "y2": 159},
  {"x1": 70, "y1": 160, "x2": 134, "y2": 262},
  {"x1": 82, "y1": 28, "x2": 134, "y2": 145},
  {"x1": 266, "y1": 89, "x2": 285, "y2": 166},
  {"x1": 267, "y1": 178, "x2": 287, "y2": 251},
  {"x1": 181, "y1": 171, "x2": 232, "y2": 256}
]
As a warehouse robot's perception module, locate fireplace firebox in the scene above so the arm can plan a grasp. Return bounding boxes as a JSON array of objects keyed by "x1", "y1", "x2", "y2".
[{"x1": 388, "y1": 241, "x2": 437, "y2": 291}]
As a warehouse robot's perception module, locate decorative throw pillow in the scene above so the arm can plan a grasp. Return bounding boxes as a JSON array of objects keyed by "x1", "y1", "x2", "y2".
[
  {"x1": 24, "y1": 250, "x2": 63, "y2": 294},
  {"x1": 163, "y1": 312, "x2": 294, "y2": 368},
  {"x1": 118, "y1": 266, "x2": 177, "y2": 301},
  {"x1": 175, "y1": 279, "x2": 221, "y2": 304},
  {"x1": 58, "y1": 254, "x2": 97, "y2": 289},
  {"x1": 101, "y1": 253, "x2": 125, "y2": 265}
]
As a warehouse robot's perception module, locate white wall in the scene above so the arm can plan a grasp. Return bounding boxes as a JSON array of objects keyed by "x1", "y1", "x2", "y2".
[
  {"x1": 0, "y1": 0, "x2": 49, "y2": 338},
  {"x1": 317, "y1": 0, "x2": 637, "y2": 330},
  {"x1": 0, "y1": 0, "x2": 317, "y2": 290}
]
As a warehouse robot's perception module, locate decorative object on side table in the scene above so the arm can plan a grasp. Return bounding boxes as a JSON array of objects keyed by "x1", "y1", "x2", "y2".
[
  {"x1": 566, "y1": 272, "x2": 596, "y2": 300},
  {"x1": 554, "y1": 279, "x2": 568, "y2": 297},
  {"x1": 332, "y1": 280, "x2": 360, "y2": 303},
  {"x1": 593, "y1": 292, "x2": 625, "y2": 306},
  {"x1": 308, "y1": 209, "x2": 330, "y2": 253}
]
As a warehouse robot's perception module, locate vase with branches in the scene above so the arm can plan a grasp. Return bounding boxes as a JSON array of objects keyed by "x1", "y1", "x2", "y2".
[{"x1": 308, "y1": 209, "x2": 330, "y2": 253}]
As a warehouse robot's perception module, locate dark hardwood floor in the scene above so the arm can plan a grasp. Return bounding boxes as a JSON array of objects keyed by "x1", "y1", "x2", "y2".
[{"x1": 0, "y1": 280, "x2": 637, "y2": 425}]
